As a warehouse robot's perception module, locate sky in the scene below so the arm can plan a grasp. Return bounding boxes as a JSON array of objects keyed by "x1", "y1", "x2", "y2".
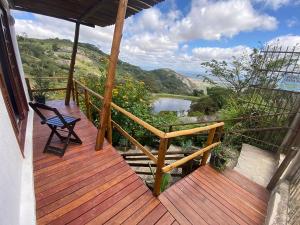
[{"x1": 12, "y1": 0, "x2": 300, "y2": 76}]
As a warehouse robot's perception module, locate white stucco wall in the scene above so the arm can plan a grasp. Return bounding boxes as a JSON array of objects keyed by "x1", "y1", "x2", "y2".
[
  {"x1": 0, "y1": 1, "x2": 36, "y2": 224},
  {"x1": 0, "y1": 91, "x2": 24, "y2": 225}
]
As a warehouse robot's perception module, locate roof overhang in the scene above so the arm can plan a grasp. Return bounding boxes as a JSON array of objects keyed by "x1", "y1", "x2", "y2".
[{"x1": 9, "y1": 0, "x2": 164, "y2": 27}]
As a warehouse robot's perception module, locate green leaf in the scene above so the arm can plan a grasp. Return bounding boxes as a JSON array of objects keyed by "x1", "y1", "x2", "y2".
[{"x1": 160, "y1": 173, "x2": 171, "y2": 193}]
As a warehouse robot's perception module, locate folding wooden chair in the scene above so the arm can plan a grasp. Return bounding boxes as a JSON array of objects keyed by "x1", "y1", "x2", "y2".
[{"x1": 29, "y1": 102, "x2": 82, "y2": 156}]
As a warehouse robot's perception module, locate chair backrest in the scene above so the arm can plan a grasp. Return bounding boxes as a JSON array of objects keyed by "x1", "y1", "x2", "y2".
[{"x1": 28, "y1": 102, "x2": 67, "y2": 126}]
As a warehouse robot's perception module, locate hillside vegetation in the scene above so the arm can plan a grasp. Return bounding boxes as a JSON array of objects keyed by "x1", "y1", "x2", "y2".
[{"x1": 17, "y1": 36, "x2": 193, "y2": 95}]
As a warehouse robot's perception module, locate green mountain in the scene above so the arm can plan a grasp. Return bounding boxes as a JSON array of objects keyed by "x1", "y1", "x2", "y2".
[{"x1": 17, "y1": 37, "x2": 193, "y2": 95}]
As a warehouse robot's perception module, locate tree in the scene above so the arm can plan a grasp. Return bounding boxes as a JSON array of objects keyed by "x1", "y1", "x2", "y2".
[
  {"x1": 190, "y1": 96, "x2": 219, "y2": 115},
  {"x1": 201, "y1": 48, "x2": 291, "y2": 94},
  {"x1": 201, "y1": 53, "x2": 256, "y2": 94}
]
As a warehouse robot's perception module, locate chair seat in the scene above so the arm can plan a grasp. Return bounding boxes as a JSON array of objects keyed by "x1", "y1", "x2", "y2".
[{"x1": 46, "y1": 115, "x2": 79, "y2": 127}]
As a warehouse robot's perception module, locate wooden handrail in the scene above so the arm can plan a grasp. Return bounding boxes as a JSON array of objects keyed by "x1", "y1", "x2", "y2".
[
  {"x1": 72, "y1": 78, "x2": 224, "y2": 195},
  {"x1": 31, "y1": 88, "x2": 67, "y2": 92},
  {"x1": 73, "y1": 79, "x2": 104, "y2": 100},
  {"x1": 112, "y1": 120, "x2": 158, "y2": 163},
  {"x1": 165, "y1": 122, "x2": 224, "y2": 138},
  {"x1": 72, "y1": 79, "x2": 165, "y2": 138},
  {"x1": 25, "y1": 76, "x2": 68, "y2": 80},
  {"x1": 162, "y1": 142, "x2": 221, "y2": 173},
  {"x1": 111, "y1": 102, "x2": 166, "y2": 138}
]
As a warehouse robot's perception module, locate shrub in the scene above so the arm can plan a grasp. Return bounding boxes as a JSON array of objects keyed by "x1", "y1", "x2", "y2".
[
  {"x1": 207, "y1": 86, "x2": 233, "y2": 109},
  {"x1": 78, "y1": 75, "x2": 178, "y2": 147},
  {"x1": 189, "y1": 96, "x2": 219, "y2": 115}
]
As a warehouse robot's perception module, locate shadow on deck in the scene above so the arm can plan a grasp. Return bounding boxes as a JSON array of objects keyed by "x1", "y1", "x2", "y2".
[{"x1": 32, "y1": 100, "x2": 269, "y2": 225}]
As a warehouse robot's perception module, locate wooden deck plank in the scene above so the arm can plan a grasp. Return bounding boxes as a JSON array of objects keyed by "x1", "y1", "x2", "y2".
[
  {"x1": 201, "y1": 166, "x2": 268, "y2": 212},
  {"x1": 86, "y1": 185, "x2": 149, "y2": 224},
  {"x1": 183, "y1": 177, "x2": 248, "y2": 225},
  {"x1": 104, "y1": 191, "x2": 154, "y2": 225},
  {"x1": 37, "y1": 163, "x2": 129, "y2": 217},
  {"x1": 193, "y1": 170, "x2": 265, "y2": 224},
  {"x1": 121, "y1": 198, "x2": 162, "y2": 225},
  {"x1": 138, "y1": 203, "x2": 167, "y2": 225},
  {"x1": 175, "y1": 181, "x2": 234, "y2": 225},
  {"x1": 33, "y1": 100, "x2": 268, "y2": 225},
  {"x1": 155, "y1": 212, "x2": 175, "y2": 225},
  {"x1": 222, "y1": 168, "x2": 270, "y2": 202}
]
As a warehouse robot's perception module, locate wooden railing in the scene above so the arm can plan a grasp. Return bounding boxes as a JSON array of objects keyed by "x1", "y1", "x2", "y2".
[
  {"x1": 73, "y1": 79, "x2": 224, "y2": 195},
  {"x1": 25, "y1": 76, "x2": 68, "y2": 101}
]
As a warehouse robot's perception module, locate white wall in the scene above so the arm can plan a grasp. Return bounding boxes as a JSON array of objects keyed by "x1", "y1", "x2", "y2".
[
  {"x1": 0, "y1": 91, "x2": 24, "y2": 225},
  {"x1": 0, "y1": 0, "x2": 36, "y2": 224}
]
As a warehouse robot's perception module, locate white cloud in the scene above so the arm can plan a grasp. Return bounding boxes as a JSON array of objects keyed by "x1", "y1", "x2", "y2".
[
  {"x1": 171, "y1": 0, "x2": 277, "y2": 41},
  {"x1": 14, "y1": 12, "x2": 115, "y2": 52},
  {"x1": 192, "y1": 46, "x2": 252, "y2": 61},
  {"x1": 11, "y1": 0, "x2": 289, "y2": 75},
  {"x1": 267, "y1": 35, "x2": 300, "y2": 50}
]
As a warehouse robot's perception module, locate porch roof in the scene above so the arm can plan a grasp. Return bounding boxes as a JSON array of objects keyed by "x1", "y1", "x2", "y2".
[{"x1": 9, "y1": 0, "x2": 163, "y2": 27}]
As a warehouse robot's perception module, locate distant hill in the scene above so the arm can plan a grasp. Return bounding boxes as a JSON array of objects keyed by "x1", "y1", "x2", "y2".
[{"x1": 17, "y1": 37, "x2": 198, "y2": 95}]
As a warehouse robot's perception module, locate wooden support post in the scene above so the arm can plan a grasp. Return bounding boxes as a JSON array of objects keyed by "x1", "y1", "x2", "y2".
[
  {"x1": 201, "y1": 128, "x2": 216, "y2": 166},
  {"x1": 267, "y1": 147, "x2": 298, "y2": 191},
  {"x1": 153, "y1": 138, "x2": 168, "y2": 196},
  {"x1": 106, "y1": 110, "x2": 113, "y2": 144},
  {"x1": 74, "y1": 82, "x2": 79, "y2": 106},
  {"x1": 72, "y1": 81, "x2": 75, "y2": 102},
  {"x1": 65, "y1": 22, "x2": 80, "y2": 105},
  {"x1": 95, "y1": 0, "x2": 128, "y2": 150},
  {"x1": 84, "y1": 89, "x2": 91, "y2": 120}
]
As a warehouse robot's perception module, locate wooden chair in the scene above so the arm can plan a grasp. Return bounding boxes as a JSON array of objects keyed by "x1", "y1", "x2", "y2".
[{"x1": 29, "y1": 102, "x2": 82, "y2": 156}]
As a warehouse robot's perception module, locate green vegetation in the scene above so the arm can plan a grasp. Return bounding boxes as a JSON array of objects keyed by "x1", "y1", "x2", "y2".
[
  {"x1": 77, "y1": 74, "x2": 178, "y2": 147},
  {"x1": 18, "y1": 36, "x2": 192, "y2": 95},
  {"x1": 189, "y1": 96, "x2": 219, "y2": 115}
]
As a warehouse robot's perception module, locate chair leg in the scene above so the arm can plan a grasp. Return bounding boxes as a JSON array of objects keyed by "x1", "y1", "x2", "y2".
[
  {"x1": 44, "y1": 127, "x2": 56, "y2": 153},
  {"x1": 60, "y1": 130, "x2": 73, "y2": 157},
  {"x1": 70, "y1": 128, "x2": 82, "y2": 144}
]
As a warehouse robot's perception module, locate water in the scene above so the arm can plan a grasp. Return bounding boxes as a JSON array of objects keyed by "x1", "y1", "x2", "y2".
[{"x1": 152, "y1": 97, "x2": 192, "y2": 116}]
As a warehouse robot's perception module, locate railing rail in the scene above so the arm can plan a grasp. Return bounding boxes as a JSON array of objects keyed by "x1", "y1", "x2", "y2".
[
  {"x1": 28, "y1": 77, "x2": 224, "y2": 195},
  {"x1": 72, "y1": 78, "x2": 224, "y2": 195}
]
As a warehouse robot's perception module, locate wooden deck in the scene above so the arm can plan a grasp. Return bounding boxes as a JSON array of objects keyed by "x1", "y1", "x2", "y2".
[{"x1": 33, "y1": 100, "x2": 269, "y2": 225}]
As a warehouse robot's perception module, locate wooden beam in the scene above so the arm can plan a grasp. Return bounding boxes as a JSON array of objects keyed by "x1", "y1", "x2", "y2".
[
  {"x1": 153, "y1": 138, "x2": 168, "y2": 196},
  {"x1": 79, "y1": 0, "x2": 104, "y2": 21},
  {"x1": 95, "y1": 0, "x2": 128, "y2": 150},
  {"x1": 111, "y1": 102, "x2": 165, "y2": 138},
  {"x1": 162, "y1": 142, "x2": 221, "y2": 173},
  {"x1": 12, "y1": 6, "x2": 95, "y2": 27},
  {"x1": 267, "y1": 147, "x2": 298, "y2": 191},
  {"x1": 65, "y1": 22, "x2": 80, "y2": 105},
  {"x1": 200, "y1": 128, "x2": 216, "y2": 166},
  {"x1": 165, "y1": 122, "x2": 224, "y2": 138}
]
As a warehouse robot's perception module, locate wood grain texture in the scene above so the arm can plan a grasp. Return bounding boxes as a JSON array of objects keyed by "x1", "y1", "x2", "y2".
[
  {"x1": 33, "y1": 100, "x2": 268, "y2": 225},
  {"x1": 32, "y1": 101, "x2": 169, "y2": 225},
  {"x1": 159, "y1": 165, "x2": 269, "y2": 225}
]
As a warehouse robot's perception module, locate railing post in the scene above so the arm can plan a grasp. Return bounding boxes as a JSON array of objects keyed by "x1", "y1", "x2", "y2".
[
  {"x1": 107, "y1": 109, "x2": 113, "y2": 144},
  {"x1": 74, "y1": 82, "x2": 79, "y2": 106},
  {"x1": 167, "y1": 125, "x2": 173, "y2": 149},
  {"x1": 153, "y1": 138, "x2": 168, "y2": 196},
  {"x1": 84, "y1": 89, "x2": 91, "y2": 120},
  {"x1": 65, "y1": 22, "x2": 80, "y2": 105},
  {"x1": 201, "y1": 128, "x2": 216, "y2": 166},
  {"x1": 72, "y1": 80, "x2": 75, "y2": 102},
  {"x1": 267, "y1": 147, "x2": 298, "y2": 190},
  {"x1": 95, "y1": 0, "x2": 128, "y2": 150}
]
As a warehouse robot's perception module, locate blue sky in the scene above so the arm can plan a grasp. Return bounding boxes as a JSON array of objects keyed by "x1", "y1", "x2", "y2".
[{"x1": 12, "y1": 0, "x2": 300, "y2": 75}]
